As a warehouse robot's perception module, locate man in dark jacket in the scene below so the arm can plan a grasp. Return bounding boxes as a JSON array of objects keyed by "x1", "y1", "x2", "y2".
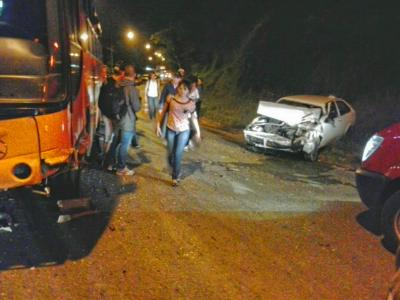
[
  {"x1": 98, "y1": 74, "x2": 123, "y2": 171},
  {"x1": 116, "y1": 65, "x2": 141, "y2": 176},
  {"x1": 158, "y1": 73, "x2": 182, "y2": 138},
  {"x1": 158, "y1": 73, "x2": 181, "y2": 109}
]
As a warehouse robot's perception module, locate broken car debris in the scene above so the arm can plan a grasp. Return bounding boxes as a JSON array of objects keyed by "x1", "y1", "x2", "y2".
[{"x1": 57, "y1": 197, "x2": 98, "y2": 224}]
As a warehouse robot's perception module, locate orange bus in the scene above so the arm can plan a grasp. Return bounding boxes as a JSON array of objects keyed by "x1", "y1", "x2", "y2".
[{"x1": 0, "y1": 0, "x2": 104, "y2": 196}]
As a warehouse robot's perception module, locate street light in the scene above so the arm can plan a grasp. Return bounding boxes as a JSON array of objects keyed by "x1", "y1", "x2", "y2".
[
  {"x1": 80, "y1": 32, "x2": 89, "y2": 42},
  {"x1": 148, "y1": 56, "x2": 153, "y2": 61},
  {"x1": 126, "y1": 31, "x2": 135, "y2": 40},
  {"x1": 145, "y1": 43, "x2": 151, "y2": 50}
]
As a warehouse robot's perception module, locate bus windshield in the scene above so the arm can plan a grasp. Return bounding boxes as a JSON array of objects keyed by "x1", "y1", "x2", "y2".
[{"x1": 0, "y1": 0, "x2": 47, "y2": 46}]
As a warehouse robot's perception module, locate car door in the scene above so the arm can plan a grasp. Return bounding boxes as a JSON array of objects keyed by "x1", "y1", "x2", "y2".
[
  {"x1": 331, "y1": 100, "x2": 348, "y2": 137},
  {"x1": 320, "y1": 102, "x2": 343, "y2": 147},
  {"x1": 336, "y1": 100, "x2": 354, "y2": 135}
]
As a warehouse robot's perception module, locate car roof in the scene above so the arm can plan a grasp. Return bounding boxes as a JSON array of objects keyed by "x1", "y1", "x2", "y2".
[{"x1": 278, "y1": 95, "x2": 336, "y2": 107}]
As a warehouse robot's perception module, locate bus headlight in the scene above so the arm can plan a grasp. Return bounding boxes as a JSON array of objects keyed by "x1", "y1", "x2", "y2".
[{"x1": 362, "y1": 135, "x2": 384, "y2": 162}]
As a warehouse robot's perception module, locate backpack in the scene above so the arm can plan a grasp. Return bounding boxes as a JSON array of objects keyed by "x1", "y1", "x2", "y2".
[
  {"x1": 99, "y1": 80, "x2": 127, "y2": 121},
  {"x1": 131, "y1": 88, "x2": 142, "y2": 113}
]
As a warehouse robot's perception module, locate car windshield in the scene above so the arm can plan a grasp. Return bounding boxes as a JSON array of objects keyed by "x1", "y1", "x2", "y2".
[
  {"x1": 278, "y1": 99, "x2": 321, "y2": 110},
  {"x1": 0, "y1": 0, "x2": 47, "y2": 46}
]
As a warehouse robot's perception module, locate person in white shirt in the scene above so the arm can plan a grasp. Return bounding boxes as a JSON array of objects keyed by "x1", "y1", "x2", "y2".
[{"x1": 144, "y1": 72, "x2": 160, "y2": 119}]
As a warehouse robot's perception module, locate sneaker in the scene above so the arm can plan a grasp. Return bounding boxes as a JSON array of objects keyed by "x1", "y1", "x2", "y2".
[
  {"x1": 188, "y1": 140, "x2": 194, "y2": 150},
  {"x1": 116, "y1": 167, "x2": 135, "y2": 176},
  {"x1": 183, "y1": 146, "x2": 189, "y2": 152},
  {"x1": 106, "y1": 165, "x2": 116, "y2": 173},
  {"x1": 172, "y1": 179, "x2": 179, "y2": 187}
]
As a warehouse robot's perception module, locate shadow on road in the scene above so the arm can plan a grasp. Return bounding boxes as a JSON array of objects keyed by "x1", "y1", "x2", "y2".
[
  {"x1": 182, "y1": 161, "x2": 205, "y2": 179},
  {"x1": 0, "y1": 167, "x2": 136, "y2": 272}
]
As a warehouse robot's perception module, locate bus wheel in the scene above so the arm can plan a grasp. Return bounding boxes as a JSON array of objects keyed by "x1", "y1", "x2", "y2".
[
  {"x1": 68, "y1": 168, "x2": 81, "y2": 197},
  {"x1": 51, "y1": 168, "x2": 81, "y2": 199}
]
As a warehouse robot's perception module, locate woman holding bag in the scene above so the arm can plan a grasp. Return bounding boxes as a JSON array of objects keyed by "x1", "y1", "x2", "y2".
[{"x1": 156, "y1": 80, "x2": 201, "y2": 186}]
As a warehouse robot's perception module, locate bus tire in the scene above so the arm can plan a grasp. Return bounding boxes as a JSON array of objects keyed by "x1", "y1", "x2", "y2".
[{"x1": 51, "y1": 168, "x2": 81, "y2": 199}]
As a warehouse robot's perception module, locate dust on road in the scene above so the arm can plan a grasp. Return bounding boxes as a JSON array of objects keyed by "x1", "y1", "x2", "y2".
[{"x1": 0, "y1": 112, "x2": 394, "y2": 299}]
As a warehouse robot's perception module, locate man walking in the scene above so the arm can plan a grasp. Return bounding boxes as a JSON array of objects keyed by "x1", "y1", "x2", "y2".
[{"x1": 144, "y1": 72, "x2": 160, "y2": 120}]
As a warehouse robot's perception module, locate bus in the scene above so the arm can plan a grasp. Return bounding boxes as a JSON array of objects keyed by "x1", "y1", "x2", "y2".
[{"x1": 0, "y1": 0, "x2": 104, "y2": 196}]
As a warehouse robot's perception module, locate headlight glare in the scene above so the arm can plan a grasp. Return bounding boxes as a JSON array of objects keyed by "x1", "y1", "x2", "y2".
[{"x1": 362, "y1": 135, "x2": 383, "y2": 162}]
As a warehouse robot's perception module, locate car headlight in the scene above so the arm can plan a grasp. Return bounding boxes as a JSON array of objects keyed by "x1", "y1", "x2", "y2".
[
  {"x1": 250, "y1": 125, "x2": 264, "y2": 132},
  {"x1": 362, "y1": 135, "x2": 384, "y2": 162}
]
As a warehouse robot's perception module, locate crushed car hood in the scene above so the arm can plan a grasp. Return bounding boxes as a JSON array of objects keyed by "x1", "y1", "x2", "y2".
[{"x1": 257, "y1": 101, "x2": 321, "y2": 126}]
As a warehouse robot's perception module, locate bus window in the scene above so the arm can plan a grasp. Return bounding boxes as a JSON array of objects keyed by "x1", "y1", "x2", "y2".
[
  {"x1": 0, "y1": 0, "x2": 48, "y2": 47},
  {"x1": 63, "y1": 0, "x2": 82, "y2": 100}
]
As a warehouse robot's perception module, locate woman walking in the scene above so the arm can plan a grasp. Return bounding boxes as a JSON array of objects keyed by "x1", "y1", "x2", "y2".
[
  {"x1": 156, "y1": 80, "x2": 201, "y2": 186},
  {"x1": 144, "y1": 72, "x2": 160, "y2": 120}
]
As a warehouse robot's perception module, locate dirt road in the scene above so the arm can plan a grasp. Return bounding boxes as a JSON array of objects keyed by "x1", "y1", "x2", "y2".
[{"x1": 0, "y1": 112, "x2": 394, "y2": 299}]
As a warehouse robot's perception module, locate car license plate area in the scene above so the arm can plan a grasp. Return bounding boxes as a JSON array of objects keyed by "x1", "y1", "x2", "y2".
[{"x1": 248, "y1": 135, "x2": 264, "y2": 145}]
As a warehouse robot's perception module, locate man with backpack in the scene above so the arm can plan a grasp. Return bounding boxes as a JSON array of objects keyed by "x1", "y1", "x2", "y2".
[
  {"x1": 98, "y1": 71, "x2": 124, "y2": 172},
  {"x1": 116, "y1": 64, "x2": 141, "y2": 176}
]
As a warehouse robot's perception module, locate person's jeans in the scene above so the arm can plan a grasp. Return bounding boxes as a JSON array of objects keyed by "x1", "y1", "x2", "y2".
[
  {"x1": 166, "y1": 128, "x2": 190, "y2": 179},
  {"x1": 103, "y1": 115, "x2": 113, "y2": 145},
  {"x1": 147, "y1": 96, "x2": 158, "y2": 119},
  {"x1": 103, "y1": 126, "x2": 120, "y2": 169},
  {"x1": 117, "y1": 130, "x2": 135, "y2": 169}
]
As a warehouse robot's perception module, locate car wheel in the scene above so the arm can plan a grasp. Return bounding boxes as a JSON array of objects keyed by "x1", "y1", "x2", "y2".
[
  {"x1": 382, "y1": 191, "x2": 400, "y2": 250},
  {"x1": 304, "y1": 147, "x2": 319, "y2": 162},
  {"x1": 246, "y1": 143, "x2": 263, "y2": 154}
]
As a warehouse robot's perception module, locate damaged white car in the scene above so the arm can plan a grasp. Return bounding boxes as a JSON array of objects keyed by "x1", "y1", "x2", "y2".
[{"x1": 244, "y1": 95, "x2": 356, "y2": 161}]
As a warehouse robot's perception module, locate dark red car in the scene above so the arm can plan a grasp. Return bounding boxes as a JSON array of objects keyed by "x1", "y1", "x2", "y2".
[{"x1": 356, "y1": 124, "x2": 400, "y2": 248}]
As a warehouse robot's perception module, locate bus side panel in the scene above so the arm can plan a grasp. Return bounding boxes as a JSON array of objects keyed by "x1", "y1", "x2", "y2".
[
  {"x1": 70, "y1": 52, "x2": 101, "y2": 152},
  {"x1": 70, "y1": 65, "x2": 89, "y2": 148},
  {"x1": 0, "y1": 117, "x2": 42, "y2": 189},
  {"x1": 35, "y1": 109, "x2": 73, "y2": 167}
]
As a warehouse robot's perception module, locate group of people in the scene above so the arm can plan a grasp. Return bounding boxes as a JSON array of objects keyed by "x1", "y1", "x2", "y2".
[{"x1": 98, "y1": 64, "x2": 203, "y2": 186}]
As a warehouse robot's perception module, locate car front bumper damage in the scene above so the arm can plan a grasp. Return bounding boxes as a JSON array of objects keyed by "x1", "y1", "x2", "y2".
[{"x1": 244, "y1": 130, "x2": 295, "y2": 151}]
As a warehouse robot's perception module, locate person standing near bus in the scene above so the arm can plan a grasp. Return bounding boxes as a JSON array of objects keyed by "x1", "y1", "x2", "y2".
[
  {"x1": 156, "y1": 80, "x2": 201, "y2": 186},
  {"x1": 145, "y1": 72, "x2": 160, "y2": 120},
  {"x1": 98, "y1": 70, "x2": 123, "y2": 171},
  {"x1": 116, "y1": 65, "x2": 141, "y2": 176}
]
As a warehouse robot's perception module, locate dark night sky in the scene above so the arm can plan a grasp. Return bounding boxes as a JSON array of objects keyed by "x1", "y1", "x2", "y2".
[
  {"x1": 96, "y1": 0, "x2": 188, "y2": 67},
  {"x1": 96, "y1": 0, "x2": 180, "y2": 43},
  {"x1": 95, "y1": 0, "x2": 400, "y2": 96}
]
